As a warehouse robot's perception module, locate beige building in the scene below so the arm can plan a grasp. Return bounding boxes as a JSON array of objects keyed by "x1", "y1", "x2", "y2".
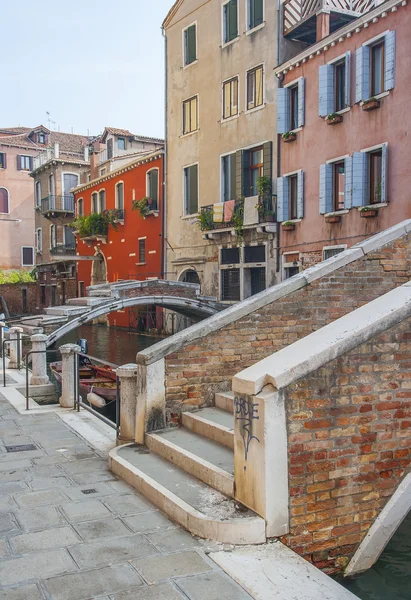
[{"x1": 163, "y1": 0, "x2": 284, "y2": 302}]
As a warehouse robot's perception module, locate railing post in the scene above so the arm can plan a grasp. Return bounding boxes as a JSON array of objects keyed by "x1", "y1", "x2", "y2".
[
  {"x1": 116, "y1": 363, "x2": 138, "y2": 444},
  {"x1": 135, "y1": 359, "x2": 165, "y2": 444},
  {"x1": 30, "y1": 334, "x2": 49, "y2": 385},
  {"x1": 8, "y1": 327, "x2": 23, "y2": 369},
  {"x1": 59, "y1": 343, "x2": 80, "y2": 408},
  {"x1": 0, "y1": 321, "x2": 5, "y2": 357}
]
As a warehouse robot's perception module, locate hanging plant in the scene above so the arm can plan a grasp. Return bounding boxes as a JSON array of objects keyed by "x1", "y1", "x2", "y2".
[
  {"x1": 132, "y1": 197, "x2": 151, "y2": 218},
  {"x1": 232, "y1": 199, "x2": 245, "y2": 242},
  {"x1": 196, "y1": 209, "x2": 214, "y2": 231}
]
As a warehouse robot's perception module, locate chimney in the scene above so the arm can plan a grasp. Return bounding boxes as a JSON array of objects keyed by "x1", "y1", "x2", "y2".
[
  {"x1": 54, "y1": 142, "x2": 60, "y2": 159},
  {"x1": 316, "y1": 12, "x2": 330, "y2": 42},
  {"x1": 84, "y1": 146, "x2": 89, "y2": 162}
]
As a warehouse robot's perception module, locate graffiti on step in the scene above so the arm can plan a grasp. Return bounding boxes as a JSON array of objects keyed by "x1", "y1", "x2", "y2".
[{"x1": 234, "y1": 396, "x2": 260, "y2": 469}]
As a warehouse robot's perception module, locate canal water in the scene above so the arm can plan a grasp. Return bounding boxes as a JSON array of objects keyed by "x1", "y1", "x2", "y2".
[{"x1": 339, "y1": 510, "x2": 411, "y2": 599}]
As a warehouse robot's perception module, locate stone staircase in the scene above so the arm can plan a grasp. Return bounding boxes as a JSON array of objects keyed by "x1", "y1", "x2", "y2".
[{"x1": 110, "y1": 391, "x2": 267, "y2": 545}]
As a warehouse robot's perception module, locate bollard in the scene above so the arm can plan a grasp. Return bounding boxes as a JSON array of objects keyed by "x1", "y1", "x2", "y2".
[
  {"x1": 30, "y1": 334, "x2": 50, "y2": 385},
  {"x1": 0, "y1": 322, "x2": 5, "y2": 357},
  {"x1": 116, "y1": 363, "x2": 138, "y2": 443},
  {"x1": 59, "y1": 344, "x2": 80, "y2": 408},
  {"x1": 8, "y1": 327, "x2": 23, "y2": 369}
]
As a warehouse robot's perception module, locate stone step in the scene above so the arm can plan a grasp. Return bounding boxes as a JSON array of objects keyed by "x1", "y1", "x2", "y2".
[
  {"x1": 146, "y1": 428, "x2": 234, "y2": 497},
  {"x1": 109, "y1": 443, "x2": 265, "y2": 545},
  {"x1": 66, "y1": 297, "x2": 108, "y2": 307},
  {"x1": 181, "y1": 407, "x2": 234, "y2": 449},
  {"x1": 215, "y1": 391, "x2": 234, "y2": 413},
  {"x1": 44, "y1": 306, "x2": 90, "y2": 317}
]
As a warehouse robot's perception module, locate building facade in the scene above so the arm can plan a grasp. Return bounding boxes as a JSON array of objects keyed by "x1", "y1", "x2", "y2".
[
  {"x1": 163, "y1": 0, "x2": 282, "y2": 303},
  {"x1": 275, "y1": 0, "x2": 410, "y2": 276},
  {"x1": 74, "y1": 149, "x2": 164, "y2": 330}
]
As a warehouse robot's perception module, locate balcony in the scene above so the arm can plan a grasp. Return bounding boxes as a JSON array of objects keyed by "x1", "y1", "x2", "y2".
[
  {"x1": 283, "y1": 0, "x2": 379, "y2": 44},
  {"x1": 40, "y1": 195, "x2": 75, "y2": 218},
  {"x1": 50, "y1": 242, "x2": 76, "y2": 256},
  {"x1": 199, "y1": 197, "x2": 276, "y2": 234}
]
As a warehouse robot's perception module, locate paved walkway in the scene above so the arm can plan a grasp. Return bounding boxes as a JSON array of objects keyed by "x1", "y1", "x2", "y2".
[{"x1": 0, "y1": 378, "x2": 252, "y2": 600}]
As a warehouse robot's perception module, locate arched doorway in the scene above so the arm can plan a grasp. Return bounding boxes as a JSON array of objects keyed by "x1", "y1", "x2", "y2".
[
  {"x1": 179, "y1": 268, "x2": 200, "y2": 286},
  {"x1": 91, "y1": 250, "x2": 108, "y2": 286}
]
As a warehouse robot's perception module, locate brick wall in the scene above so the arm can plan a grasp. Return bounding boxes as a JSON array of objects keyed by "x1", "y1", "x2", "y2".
[
  {"x1": 281, "y1": 316, "x2": 411, "y2": 573},
  {"x1": 165, "y1": 234, "x2": 411, "y2": 412},
  {"x1": 0, "y1": 283, "x2": 38, "y2": 316}
]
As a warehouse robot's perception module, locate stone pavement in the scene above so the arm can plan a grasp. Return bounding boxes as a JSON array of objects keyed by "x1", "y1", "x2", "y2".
[{"x1": 0, "y1": 386, "x2": 252, "y2": 600}]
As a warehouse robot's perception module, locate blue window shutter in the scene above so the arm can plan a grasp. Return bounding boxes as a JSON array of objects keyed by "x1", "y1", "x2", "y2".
[
  {"x1": 318, "y1": 65, "x2": 334, "y2": 117},
  {"x1": 345, "y1": 51, "x2": 351, "y2": 107},
  {"x1": 297, "y1": 170, "x2": 304, "y2": 218},
  {"x1": 277, "y1": 87, "x2": 290, "y2": 134},
  {"x1": 277, "y1": 177, "x2": 289, "y2": 222},
  {"x1": 344, "y1": 156, "x2": 353, "y2": 210},
  {"x1": 381, "y1": 143, "x2": 388, "y2": 202},
  {"x1": 355, "y1": 46, "x2": 370, "y2": 103},
  {"x1": 297, "y1": 77, "x2": 305, "y2": 128},
  {"x1": 352, "y1": 152, "x2": 368, "y2": 207},
  {"x1": 384, "y1": 31, "x2": 396, "y2": 91},
  {"x1": 319, "y1": 163, "x2": 332, "y2": 214}
]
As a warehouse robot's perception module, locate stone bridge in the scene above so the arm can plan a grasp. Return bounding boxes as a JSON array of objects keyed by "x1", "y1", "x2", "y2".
[{"x1": 46, "y1": 279, "x2": 225, "y2": 347}]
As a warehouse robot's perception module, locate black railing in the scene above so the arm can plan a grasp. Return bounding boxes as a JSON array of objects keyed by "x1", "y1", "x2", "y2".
[
  {"x1": 112, "y1": 208, "x2": 125, "y2": 221},
  {"x1": 199, "y1": 196, "x2": 276, "y2": 231},
  {"x1": 41, "y1": 195, "x2": 75, "y2": 214},
  {"x1": 50, "y1": 243, "x2": 76, "y2": 255}
]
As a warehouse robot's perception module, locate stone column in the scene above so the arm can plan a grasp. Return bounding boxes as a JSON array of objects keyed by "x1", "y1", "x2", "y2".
[
  {"x1": 8, "y1": 327, "x2": 23, "y2": 369},
  {"x1": 116, "y1": 363, "x2": 138, "y2": 444},
  {"x1": 59, "y1": 344, "x2": 80, "y2": 408},
  {"x1": 30, "y1": 334, "x2": 49, "y2": 385},
  {"x1": 135, "y1": 359, "x2": 165, "y2": 444}
]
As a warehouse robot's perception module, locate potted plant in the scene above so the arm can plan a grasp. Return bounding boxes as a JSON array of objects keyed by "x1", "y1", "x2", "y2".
[
  {"x1": 326, "y1": 113, "x2": 343, "y2": 125},
  {"x1": 362, "y1": 97, "x2": 381, "y2": 111},
  {"x1": 325, "y1": 214, "x2": 342, "y2": 224},
  {"x1": 282, "y1": 131, "x2": 297, "y2": 143},
  {"x1": 282, "y1": 220, "x2": 295, "y2": 231},
  {"x1": 360, "y1": 206, "x2": 379, "y2": 218},
  {"x1": 132, "y1": 197, "x2": 152, "y2": 218},
  {"x1": 196, "y1": 209, "x2": 214, "y2": 231},
  {"x1": 232, "y1": 199, "x2": 245, "y2": 242}
]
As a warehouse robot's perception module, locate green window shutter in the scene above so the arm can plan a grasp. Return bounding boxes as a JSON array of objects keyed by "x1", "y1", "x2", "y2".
[
  {"x1": 185, "y1": 25, "x2": 196, "y2": 65},
  {"x1": 228, "y1": 0, "x2": 238, "y2": 41},
  {"x1": 235, "y1": 150, "x2": 243, "y2": 199},
  {"x1": 250, "y1": 0, "x2": 263, "y2": 29}
]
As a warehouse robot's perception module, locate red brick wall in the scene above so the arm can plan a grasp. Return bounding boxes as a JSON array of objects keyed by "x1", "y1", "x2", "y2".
[
  {"x1": 0, "y1": 283, "x2": 37, "y2": 316},
  {"x1": 165, "y1": 235, "x2": 411, "y2": 412},
  {"x1": 281, "y1": 317, "x2": 411, "y2": 573}
]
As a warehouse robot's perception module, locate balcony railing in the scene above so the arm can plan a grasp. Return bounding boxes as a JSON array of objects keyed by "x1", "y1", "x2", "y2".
[
  {"x1": 40, "y1": 195, "x2": 75, "y2": 215},
  {"x1": 283, "y1": 0, "x2": 379, "y2": 38},
  {"x1": 199, "y1": 196, "x2": 276, "y2": 232},
  {"x1": 50, "y1": 243, "x2": 76, "y2": 256}
]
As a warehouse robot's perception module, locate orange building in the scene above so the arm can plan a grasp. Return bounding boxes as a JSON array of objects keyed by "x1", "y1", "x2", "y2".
[{"x1": 73, "y1": 148, "x2": 164, "y2": 330}]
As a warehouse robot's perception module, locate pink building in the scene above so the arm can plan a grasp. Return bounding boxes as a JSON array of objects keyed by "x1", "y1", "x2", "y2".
[{"x1": 275, "y1": 0, "x2": 410, "y2": 278}]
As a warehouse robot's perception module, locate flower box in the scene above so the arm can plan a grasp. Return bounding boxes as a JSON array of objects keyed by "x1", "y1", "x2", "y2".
[
  {"x1": 360, "y1": 209, "x2": 378, "y2": 218},
  {"x1": 282, "y1": 132, "x2": 297, "y2": 143},
  {"x1": 325, "y1": 215, "x2": 341, "y2": 224},
  {"x1": 282, "y1": 222, "x2": 295, "y2": 231},
  {"x1": 326, "y1": 114, "x2": 343, "y2": 125},
  {"x1": 362, "y1": 99, "x2": 380, "y2": 112}
]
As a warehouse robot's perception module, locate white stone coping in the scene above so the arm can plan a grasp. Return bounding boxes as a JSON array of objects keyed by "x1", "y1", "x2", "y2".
[
  {"x1": 137, "y1": 220, "x2": 411, "y2": 366},
  {"x1": 345, "y1": 473, "x2": 411, "y2": 576},
  {"x1": 233, "y1": 281, "x2": 411, "y2": 396}
]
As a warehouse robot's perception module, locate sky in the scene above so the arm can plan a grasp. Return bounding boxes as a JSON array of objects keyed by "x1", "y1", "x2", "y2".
[{"x1": 2, "y1": 0, "x2": 174, "y2": 139}]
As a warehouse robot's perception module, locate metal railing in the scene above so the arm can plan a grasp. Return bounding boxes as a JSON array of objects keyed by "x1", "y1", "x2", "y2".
[
  {"x1": 24, "y1": 349, "x2": 56, "y2": 410},
  {"x1": 2, "y1": 334, "x2": 30, "y2": 387},
  {"x1": 283, "y1": 0, "x2": 378, "y2": 34},
  {"x1": 41, "y1": 195, "x2": 75, "y2": 214},
  {"x1": 50, "y1": 243, "x2": 76, "y2": 255},
  {"x1": 200, "y1": 196, "x2": 276, "y2": 231}
]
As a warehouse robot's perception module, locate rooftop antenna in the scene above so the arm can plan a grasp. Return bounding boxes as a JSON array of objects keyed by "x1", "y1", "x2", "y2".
[{"x1": 46, "y1": 111, "x2": 56, "y2": 130}]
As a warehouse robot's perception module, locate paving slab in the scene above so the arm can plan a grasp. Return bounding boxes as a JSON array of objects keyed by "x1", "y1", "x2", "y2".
[
  {"x1": 61, "y1": 458, "x2": 108, "y2": 473},
  {"x1": 70, "y1": 470, "x2": 116, "y2": 485},
  {"x1": 176, "y1": 571, "x2": 252, "y2": 600},
  {"x1": 30, "y1": 476, "x2": 73, "y2": 490},
  {"x1": 0, "y1": 458, "x2": 32, "y2": 471},
  {"x1": 0, "y1": 583, "x2": 43, "y2": 600},
  {"x1": 124, "y1": 511, "x2": 177, "y2": 534},
  {"x1": 60, "y1": 498, "x2": 112, "y2": 523},
  {"x1": 146, "y1": 529, "x2": 202, "y2": 554},
  {"x1": 0, "y1": 539, "x2": 10, "y2": 558},
  {"x1": 73, "y1": 517, "x2": 131, "y2": 541},
  {"x1": 103, "y1": 493, "x2": 155, "y2": 516},
  {"x1": 0, "y1": 495, "x2": 17, "y2": 513},
  {"x1": 132, "y1": 550, "x2": 213, "y2": 584},
  {"x1": 44, "y1": 562, "x2": 144, "y2": 600},
  {"x1": 112, "y1": 582, "x2": 185, "y2": 600},
  {"x1": 10, "y1": 525, "x2": 81, "y2": 554},
  {"x1": 0, "y1": 512, "x2": 20, "y2": 535},
  {"x1": 62, "y1": 482, "x2": 118, "y2": 501},
  {"x1": 14, "y1": 488, "x2": 69, "y2": 508},
  {"x1": 14, "y1": 506, "x2": 67, "y2": 531},
  {"x1": 0, "y1": 481, "x2": 29, "y2": 496},
  {"x1": 0, "y1": 548, "x2": 77, "y2": 586}
]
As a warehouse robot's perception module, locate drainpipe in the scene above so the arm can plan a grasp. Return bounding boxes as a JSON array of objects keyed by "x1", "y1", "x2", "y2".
[
  {"x1": 276, "y1": 70, "x2": 285, "y2": 275},
  {"x1": 161, "y1": 25, "x2": 168, "y2": 281}
]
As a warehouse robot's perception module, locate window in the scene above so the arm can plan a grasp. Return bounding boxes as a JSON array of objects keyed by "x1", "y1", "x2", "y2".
[
  {"x1": 49, "y1": 174, "x2": 55, "y2": 196},
  {"x1": 184, "y1": 24, "x2": 197, "y2": 66},
  {"x1": 36, "y1": 228, "x2": 42, "y2": 252},
  {"x1": 0, "y1": 153, "x2": 6, "y2": 169},
  {"x1": 332, "y1": 161, "x2": 345, "y2": 211},
  {"x1": 184, "y1": 164, "x2": 198, "y2": 215},
  {"x1": 319, "y1": 53, "x2": 350, "y2": 116},
  {"x1": 139, "y1": 239, "x2": 146, "y2": 263},
  {"x1": 99, "y1": 190, "x2": 106, "y2": 212},
  {"x1": 221, "y1": 247, "x2": 240, "y2": 264},
  {"x1": 92, "y1": 192, "x2": 98, "y2": 213},
  {"x1": 0, "y1": 188, "x2": 9, "y2": 214},
  {"x1": 244, "y1": 245, "x2": 265, "y2": 263},
  {"x1": 40, "y1": 285, "x2": 46, "y2": 305},
  {"x1": 223, "y1": 77, "x2": 239, "y2": 119},
  {"x1": 369, "y1": 149, "x2": 383, "y2": 204},
  {"x1": 100, "y1": 168, "x2": 106, "y2": 176},
  {"x1": 221, "y1": 153, "x2": 236, "y2": 202},
  {"x1": 35, "y1": 181, "x2": 41, "y2": 207},
  {"x1": 79, "y1": 281, "x2": 85, "y2": 297},
  {"x1": 223, "y1": 0, "x2": 238, "y2": 43},
  {"x1": 356, "y1": 31, "x2": 396, "y2": 102},
  {"x1": 17, "y1": 155, "x2": 33, "y2": 171},
  {"x1": 183, "y1": 96, "x2": 198, "y2": 134},
  {"x1": 118, "y1": 137, "x2": 126, "y2": 150},
  {"x1": 221, "y1": 269, "x2": 240, "y2": 301},
  {"x1": 22, "y1": 247, "x2": 34, "y2": 266},
  {"x1": 77, "y1": 198, "x2": 84, "y2": 216},
  {"x1": 37, "y1": 133, "x2": 45, "y2": 144},
  {"x1": 246, "y1": 65, "x2": 263, "y2": 111},
  {"x1": 147, "y1": 170, "x2": 159, "y2": 210},
  {"x1": 335, "y1": 60, "x2": 346, "y2": 112},
  {"x1": 285, "y1": 266, "x2": 299, "y2": 279},
  {"x1": 50, "y1": 224, "x2": 57, "y2": 249},
  {"x1": 64, "y1": 226, "x2": 76, "y2": 249},
  {"x1": 371, "y1": 41, "x2": 384, "y2": 97},
  {"x1": 247, "y1": 0, "x2": 264, "y2": 30},
  {"x1": 107, "y1": 138, "x2": 113, "y2": 159},
  {"x1": 277, "y1": 78, "x2": 305, "y2": 133},
  {"x1": 243, "y1": 147, "x2": 263, "y2": 197},
  {"x1": 116, "y1": 182, "x2": 124, "y2": 210},
  {"x1": 249, "y1": 267, "x2": 266, "y2": 295},
  {"x1": 277, "y1": 170, "x2": 304, "y2": 221},
  {"x1": 323, "y1": 246, "x2": 346, "y2": 260}
]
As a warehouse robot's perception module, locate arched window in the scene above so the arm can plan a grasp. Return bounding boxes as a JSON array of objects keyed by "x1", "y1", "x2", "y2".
[
  {"x1": 115, "y1": 182, "x2": 124, "y2": 210},
  {"x1": 146, "y1": 169, "x2": 159, "y2": 210},
  {"x1": 91, "y1": 192, "x2": 98, "y2": 213},
  {"x1": 36, "y1": 228, "x2": 42, "y2": 252},
  {"x1": 50, "y1": 224, "x2": 57, "y2": 250},
  {"x1": 179, "y1": 269, "x2": 200, "y2": 285},
  {"x1": 35, "y1": 181, "x2": 41, "y2": 207},
  {"x1": 77, "y1": 198, "x2": 84, "y2": 217},
  {"x1": 0, "y1": 187, "x2": 9, "y2": 214},
  {"x1": 99, "y1": 189, "x2": 106, "y2": 212}
]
